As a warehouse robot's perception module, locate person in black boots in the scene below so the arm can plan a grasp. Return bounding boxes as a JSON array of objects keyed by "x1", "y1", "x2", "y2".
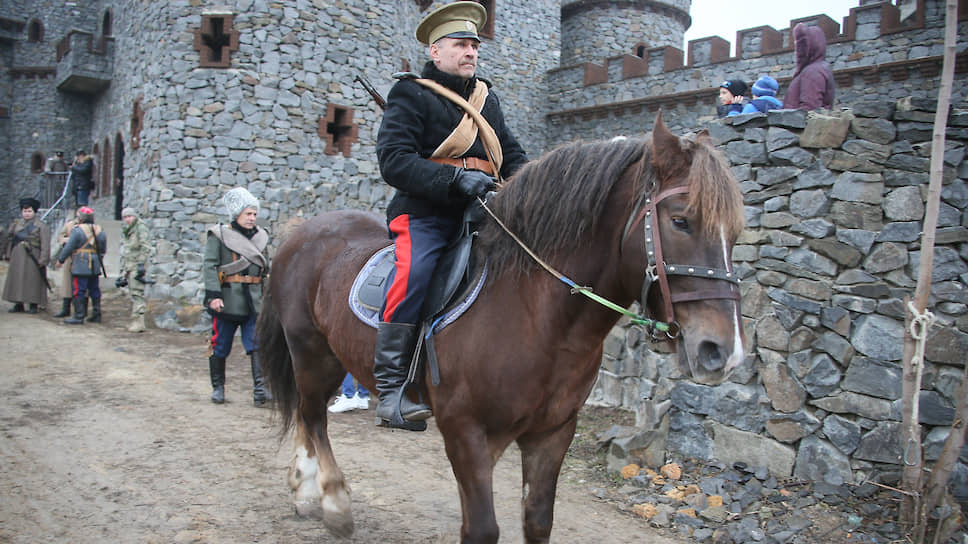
[
  {"x1": 55, "y1": 206, "x2": 106, "y2": 325},
  {"x1": 202, "y1": 187, "x2": 271, "y2": 406},
  {"x1": 373, "y1": 2, "x2": 528, "y2": 430},
  {"x1": 3, "y1": 198, "x2": 51, "y2": 314}
]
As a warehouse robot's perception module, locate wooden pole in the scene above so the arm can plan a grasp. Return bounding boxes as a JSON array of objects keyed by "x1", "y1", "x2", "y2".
[{"x1": 898, "y1": 0, "x2": 958, "y2": 535}]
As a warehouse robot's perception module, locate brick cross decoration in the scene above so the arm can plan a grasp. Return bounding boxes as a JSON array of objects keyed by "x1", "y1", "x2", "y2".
[
  {"x1": 193, "y1": 14, "x2": 239, "y2": 68},
  {"x1": 319, "y1": 104, "x2": 358, "y2": 158}
]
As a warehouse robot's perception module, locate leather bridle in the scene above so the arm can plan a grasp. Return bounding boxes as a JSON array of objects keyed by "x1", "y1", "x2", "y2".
[{"x1": 623, "y1": 185, "x2": 741, "y2": 340}]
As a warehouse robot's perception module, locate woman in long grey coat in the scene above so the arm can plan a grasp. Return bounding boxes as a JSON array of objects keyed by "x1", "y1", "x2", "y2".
[{"x1": 3, "y1": 198, "x2": 51, "y2": 313}]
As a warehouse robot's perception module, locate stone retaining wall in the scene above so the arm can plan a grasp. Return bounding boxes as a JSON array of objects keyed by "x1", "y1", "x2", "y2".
[{"x1": 589, "y1": 98, "x2": 968, "y2": 495}]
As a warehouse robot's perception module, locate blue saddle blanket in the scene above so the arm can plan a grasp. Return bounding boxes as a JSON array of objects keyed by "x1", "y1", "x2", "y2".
[{"x1": 348, "y1": 245, "x2": 488, "y2": 332}]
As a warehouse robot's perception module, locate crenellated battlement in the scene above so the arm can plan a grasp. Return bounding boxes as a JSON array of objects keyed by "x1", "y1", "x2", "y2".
[
  {"x1": 545, "y1": 0, "x2": 967, "y2": 145},
  {"x1": 561, "y1": 0, "x2": 941, "y2": 85}
]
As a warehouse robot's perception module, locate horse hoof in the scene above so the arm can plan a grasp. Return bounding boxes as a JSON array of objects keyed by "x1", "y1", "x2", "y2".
[
  {"x1": 294, "y1": 499, "x2": 324, "y2": 519},
  {"x1": 322, "y1": 495, "x2": 354, "y2": 538}
]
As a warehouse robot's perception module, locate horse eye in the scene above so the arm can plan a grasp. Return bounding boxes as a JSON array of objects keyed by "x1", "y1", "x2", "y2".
[{"x1": 672, "y1": 216, "x2": 689, "y2": 231}]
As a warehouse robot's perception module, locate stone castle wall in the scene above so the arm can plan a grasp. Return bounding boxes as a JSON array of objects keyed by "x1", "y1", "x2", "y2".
[
  {"x1": 589, "y1": 99, "x2": 968, "y2": 493},
  {"x1": 545, "y1": 0, "x2": 968, "y2": 144},
  {"x1": 560, "y1": 0, "x2": 690, "y2": 66},
  {"x1": 1, "y1": 0, "x2": 98, "y2": 215},
  {"x1": 0, "y1": 0, "x2": 559, "y2": 223}
]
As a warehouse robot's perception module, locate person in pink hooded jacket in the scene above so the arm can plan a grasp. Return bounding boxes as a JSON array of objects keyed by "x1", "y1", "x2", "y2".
[{"x1": 783, "y1": 23, "x2": 836, "y2": 110}]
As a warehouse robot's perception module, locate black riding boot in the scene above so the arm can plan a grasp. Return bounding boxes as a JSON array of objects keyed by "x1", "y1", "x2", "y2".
[
  {"x1": 53, "y1": 298, "x2": 71, "y2": 318},
  {"x1": 250, "y1": 352, "x2": 270, "y2": 406},
  {"x1": 210, "y1": 355, "x2": 226, "y2": 404},
  {"x1": 88, "y1": 297, "x2": 101, "y2": 323},
  {"x1": 8, "y1": 303, "x2": 24, "y2": 313},
  {"x1": 64, "y1": 297, "x2": 86, "y2": 325},
  {"x1": 27, "y1": 303, "x2": 38, "y2": 314},
  {"x1": 374, "y1": 322, "x2": 432, "y2": 431}
]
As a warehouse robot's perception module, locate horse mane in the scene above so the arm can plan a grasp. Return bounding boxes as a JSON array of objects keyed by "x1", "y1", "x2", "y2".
[{"x1": 477, "y1": 131, "x2": 743, "y2": 277}]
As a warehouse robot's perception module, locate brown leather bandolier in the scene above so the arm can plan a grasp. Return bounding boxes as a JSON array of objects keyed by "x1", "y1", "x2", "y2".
[
  {"x1": 223, "y1": 274, "x2": 261, "y2": 284},
  {"x1": 218, "y1": 250, "x2": 264, "y2": 284},
  {"x1": 414, "y1": 78, "x2": 504, "y2": 182},
  {"x1": 428, "y1": 156, "x2": 494, "y2": 176}
]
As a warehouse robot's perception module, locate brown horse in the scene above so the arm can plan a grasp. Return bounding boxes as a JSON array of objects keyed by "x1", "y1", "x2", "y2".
[{"x1": 257, "y1": 114, "x2": 746, "y2": 543}]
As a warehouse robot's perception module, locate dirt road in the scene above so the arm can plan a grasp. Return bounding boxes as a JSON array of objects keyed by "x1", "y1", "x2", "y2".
[{"x1": 0, "y1": 288, "x2": 686, "y2": 543}]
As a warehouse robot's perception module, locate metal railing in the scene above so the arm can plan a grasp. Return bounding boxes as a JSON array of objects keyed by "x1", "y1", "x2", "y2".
[{"x1": 37, "y1": 171, "x2": 73, "y2": 237}]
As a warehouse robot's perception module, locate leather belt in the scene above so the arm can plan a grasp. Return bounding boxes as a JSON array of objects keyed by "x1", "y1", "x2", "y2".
[
  {"x1": 223, "y1": 274, "x2": 262, "y2": 284},
  {"x1": 430, "y1": 157, "x2": 494, "y2": 176}
]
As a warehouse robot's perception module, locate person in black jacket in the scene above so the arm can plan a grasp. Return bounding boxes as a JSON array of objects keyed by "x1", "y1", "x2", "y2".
[
  {"x1": 373, "y1": 1, "x2": 528, "y2": 430},
  {"x1": 70, "y1": 151, "x2": 95, "y2": 206}
]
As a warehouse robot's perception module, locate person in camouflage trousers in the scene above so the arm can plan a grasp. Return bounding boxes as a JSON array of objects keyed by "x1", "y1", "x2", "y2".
[{"x1": 119, "y1": 207, "x2": 151, "y2": 332}]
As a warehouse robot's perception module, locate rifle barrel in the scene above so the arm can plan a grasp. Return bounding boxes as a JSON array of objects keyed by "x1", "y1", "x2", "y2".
[{"x1": 355, "y1": 74, "x2": 386, "y2": 111}]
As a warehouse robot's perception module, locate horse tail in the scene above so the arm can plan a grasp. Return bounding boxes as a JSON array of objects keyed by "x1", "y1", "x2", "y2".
[{"x1": 257, "y1": 288, "x2": 298, "y2": 439}]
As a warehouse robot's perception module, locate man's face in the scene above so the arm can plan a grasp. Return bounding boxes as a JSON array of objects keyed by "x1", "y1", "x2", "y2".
[
  {"x1": 237, "y1": 208, "x2": 258, "y2": 229},
  {"x1": 719, "y1": 87, "x2": 734, "y2": 106},
  {"x1": 430, "y1": 37, "x2": 479, "y2": 79},
  {"x1": 21, "y1": 207, "x2": 35, "y2": 220},
  {"x1": 122, "y1": 215, "x2": 134, "y2": 226}
]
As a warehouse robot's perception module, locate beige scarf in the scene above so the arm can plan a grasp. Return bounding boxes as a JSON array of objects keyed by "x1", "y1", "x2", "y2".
[
  {"x1": 415, "y1": 78, "x2": 504, "y2": 180},
  {"x1": 207, "y1": 224, "x2": 268, "y2": 275}
]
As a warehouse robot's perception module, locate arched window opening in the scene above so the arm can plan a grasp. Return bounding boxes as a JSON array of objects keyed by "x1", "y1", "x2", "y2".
[
  {"x1": 27, "y1": 20, "x2": 44, "y2": 42},
  {"x1": 102, "y1": 10, "x2": 112, "y2": 36},
  {"x1": 30, "y1": 152, "x2": 44, "y2": 173}
]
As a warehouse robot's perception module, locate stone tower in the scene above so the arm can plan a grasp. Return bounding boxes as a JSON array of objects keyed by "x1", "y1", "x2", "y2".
[{"x1": 559, "y1": 0, "x2": 691, "y2": 66}]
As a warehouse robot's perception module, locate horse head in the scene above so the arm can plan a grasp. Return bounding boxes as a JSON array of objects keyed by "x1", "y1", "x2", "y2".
[{"x1": 631, "y1": 112, "x2": 746, "y2": 385}]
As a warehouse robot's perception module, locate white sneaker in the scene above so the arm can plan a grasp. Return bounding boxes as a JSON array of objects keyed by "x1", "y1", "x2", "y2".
[
  {"x1": 328, "y1": 395, "x2": 358, "y2": 413},
  {"x1": 354, "y1": 394, "x2": 370, "y2": 410}
]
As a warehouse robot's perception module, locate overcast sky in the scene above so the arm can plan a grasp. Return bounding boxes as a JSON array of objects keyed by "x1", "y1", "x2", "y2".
[{"x1": 682, "y1": 0, "x2": 857, "y2": 54}]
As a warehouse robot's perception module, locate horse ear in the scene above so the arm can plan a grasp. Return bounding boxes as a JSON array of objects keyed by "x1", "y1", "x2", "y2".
[{"x1": 651, "y1": 110, "x2": 688, "y2": 177}]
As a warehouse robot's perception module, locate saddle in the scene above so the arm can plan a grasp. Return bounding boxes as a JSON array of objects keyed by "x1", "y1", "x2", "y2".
[{"x1": 351, "y1": 199, "x2": 490, "y2": 386}]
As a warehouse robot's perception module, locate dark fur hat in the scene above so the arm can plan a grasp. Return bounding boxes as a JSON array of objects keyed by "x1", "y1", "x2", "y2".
[{"x1": 19, "y1": 197, "x2": 40, "y2": 211}]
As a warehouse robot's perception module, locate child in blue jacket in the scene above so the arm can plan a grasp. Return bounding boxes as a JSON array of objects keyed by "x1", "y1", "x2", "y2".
[{"x1": 740, "y1": 76, "x2": 783, "y2": 114}]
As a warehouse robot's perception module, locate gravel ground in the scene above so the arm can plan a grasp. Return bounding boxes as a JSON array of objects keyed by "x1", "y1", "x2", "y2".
[{"x1": 572, "y1": 406, "x2": 967, "y2": 543}]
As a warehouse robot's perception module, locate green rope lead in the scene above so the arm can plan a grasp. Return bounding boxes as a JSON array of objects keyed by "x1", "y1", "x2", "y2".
[{"x1": 560, "y1": 277, "x2": 671, "y2": 332}]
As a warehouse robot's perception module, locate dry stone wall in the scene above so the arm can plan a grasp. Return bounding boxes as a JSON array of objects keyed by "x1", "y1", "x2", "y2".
[{"x1": 588, "y1": 98, "x2": 968, "y2": 497}]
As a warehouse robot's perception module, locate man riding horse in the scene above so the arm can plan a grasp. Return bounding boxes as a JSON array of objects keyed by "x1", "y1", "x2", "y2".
[{"x1": 374, "y1": 1, "x2": 528, "y2": 430}]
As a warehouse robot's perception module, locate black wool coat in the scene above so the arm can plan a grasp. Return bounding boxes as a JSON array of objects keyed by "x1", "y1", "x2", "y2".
[{"x1": 376, "y1": 62, "x2": 528, "y2": 223}]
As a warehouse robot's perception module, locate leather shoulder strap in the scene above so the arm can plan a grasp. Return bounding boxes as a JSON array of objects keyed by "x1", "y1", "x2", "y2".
[{"x1": 414, "y1": 78, "x2": 504, "y2": 180}]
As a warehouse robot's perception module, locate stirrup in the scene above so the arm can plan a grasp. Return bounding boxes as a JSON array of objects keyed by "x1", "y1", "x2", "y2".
[
  {"x1": 376, "y1": 392, "x2": 427, "y2": 431},
  {"x1": 376, "y1": 413, "x2": 427, "y2": 432},
  {"x1": 400, "y1": 394, "x2": 432, "y2": 422}
]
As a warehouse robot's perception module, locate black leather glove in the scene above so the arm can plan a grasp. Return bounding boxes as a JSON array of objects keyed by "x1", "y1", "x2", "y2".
[
  {"x1": 115, "y1": 275, "x2": 128, "y2": 288},
  {"x1": 134, "y1": 263, "x2": 146, "y2": 283},
  {"x1": 453, "y1": 168, "x2": 497, "y2": 199}
]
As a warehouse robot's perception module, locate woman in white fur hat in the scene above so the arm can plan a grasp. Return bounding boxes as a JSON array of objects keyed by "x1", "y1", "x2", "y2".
[{"x1": 202, "y1": 187, "x2": 271, "y2": 405}]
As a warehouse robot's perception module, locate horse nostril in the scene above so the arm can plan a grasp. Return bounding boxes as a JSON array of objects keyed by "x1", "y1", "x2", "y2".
[{"x1": 698, "y1": 340, "x2": 724, "y2": 372}]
